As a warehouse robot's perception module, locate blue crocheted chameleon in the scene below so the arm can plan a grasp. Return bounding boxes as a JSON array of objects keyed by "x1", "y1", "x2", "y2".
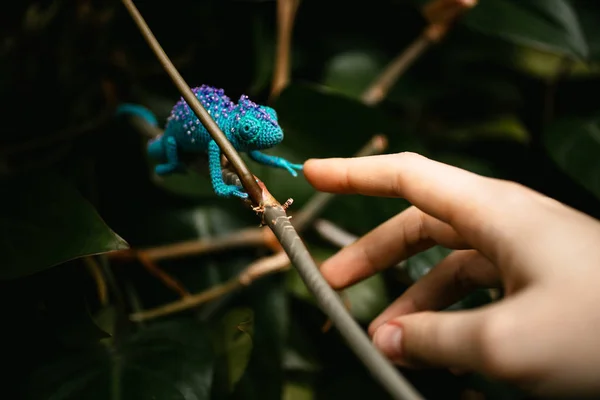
[{"x1": 116, "y1": 85, "x2": 303, "y2": 199}]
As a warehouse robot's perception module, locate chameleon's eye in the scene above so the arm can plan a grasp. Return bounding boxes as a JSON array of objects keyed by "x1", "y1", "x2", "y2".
[{"x1": 238, "y1": 119, "x2": 259, "y2": 142}]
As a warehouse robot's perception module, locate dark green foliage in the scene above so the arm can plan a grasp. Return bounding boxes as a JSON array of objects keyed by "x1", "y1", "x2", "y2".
[{"x1": 1, "y1": 0, "x2": 600, "y2": 398}]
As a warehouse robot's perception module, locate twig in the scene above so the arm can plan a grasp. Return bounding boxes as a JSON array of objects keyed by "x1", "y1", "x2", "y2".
[
  {"x1": 136, "y1": 251, "x2": 190, "y2": 297},
  {"x1": 121, "y1": 0, "x2": 263, "y2": 204},
  {"x1": 361, "y1": 0, "x2": 477, "y2": 106},
  {"x1": 108, "y1": 228, "x2": 269, "y2": 262},
  {"x1": 84, "y1": 256, "x2": 108, "y2": 306},
  {"x1": 269, "y1": 0, "x2": 301, "y2": 101},
  {"x1": 313, "y1": 218, "x2": 360, "y2": 248},
  {"x1": 129, "y1": 252, "x2": 291, "y2": 321},
  {"x1": 361, "y1": 34, "x2": 432, "y2": 106}
]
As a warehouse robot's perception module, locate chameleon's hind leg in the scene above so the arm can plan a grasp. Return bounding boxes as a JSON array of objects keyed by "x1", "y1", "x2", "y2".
[
  {"x1": 208, "y1": 140, "x2": 248, "y2": 198},
  {"x1": 155, "y1": 137, "x2": 185, "y2": 175}
]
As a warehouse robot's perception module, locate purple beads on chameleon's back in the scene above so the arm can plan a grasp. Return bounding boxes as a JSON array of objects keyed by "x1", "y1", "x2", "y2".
[
  {"x1": 237, "y1": 94, "x2": 278, "y2": 128},
  {"x1": 167, "y1": 85, "x2": 236, "y2": 124}
]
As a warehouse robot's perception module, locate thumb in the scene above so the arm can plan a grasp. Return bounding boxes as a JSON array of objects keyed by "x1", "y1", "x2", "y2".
[{"x1": 372, "y1": 308, "x2": 494, "y2": 371}]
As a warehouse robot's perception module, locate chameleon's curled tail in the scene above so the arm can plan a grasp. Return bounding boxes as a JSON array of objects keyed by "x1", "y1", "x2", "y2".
[{"x1": 115, "y1": 103, "x2": 159, "y2": 127}]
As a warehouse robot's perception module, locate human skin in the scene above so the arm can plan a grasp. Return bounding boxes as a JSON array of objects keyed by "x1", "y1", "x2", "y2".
[{"x1": 303, "y1": 152, "x2": 600, "y2": 398}]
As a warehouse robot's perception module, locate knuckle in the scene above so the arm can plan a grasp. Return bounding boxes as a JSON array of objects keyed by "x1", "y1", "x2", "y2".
[{"x1": 395, "y1": 151, "x2": 425, "y2": 163}]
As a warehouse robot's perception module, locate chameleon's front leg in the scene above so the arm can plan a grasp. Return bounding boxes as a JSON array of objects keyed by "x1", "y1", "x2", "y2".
[
  {"x1": 249, "y1": 150, "x2": 303, "y2": 177},
  {"x1": 208, "y1": 140, "x2": 248, "y2": 199}
]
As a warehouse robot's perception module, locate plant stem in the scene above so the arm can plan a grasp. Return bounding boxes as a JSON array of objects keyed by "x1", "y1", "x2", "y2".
[{"x1": 270, "y1": 0, "x2": 301, "y2": 101}]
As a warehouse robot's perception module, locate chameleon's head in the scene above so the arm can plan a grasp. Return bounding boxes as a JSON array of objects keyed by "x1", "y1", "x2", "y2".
[{"x1": 232, "y1": 95, "x2": 283, "y2": 151}]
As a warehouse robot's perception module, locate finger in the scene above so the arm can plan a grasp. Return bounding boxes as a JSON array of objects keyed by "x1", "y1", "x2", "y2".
[
  {"x1": 368, "y1": 250, "x2": 500, "y2": 336},
  {"x1": 304, "y1": 152, "x2": 529, "y2": 261},
  {"x1": 372, "y1": 307, "x2": 495, "y2": 371},
  {"x1": 320, "y1": 206, "x2": 470, "y2": 290}
]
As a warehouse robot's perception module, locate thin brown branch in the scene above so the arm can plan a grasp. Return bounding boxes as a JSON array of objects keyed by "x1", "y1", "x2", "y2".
[
  {"x1": 121, "y1": 0, "x2": 263, "y2": 204},
  {"x1": 361, "y1": 0, "x2": 477, "y2": 106},
  {"x1": 108, "y1": 228, "x2": 268, "y2": 262},
  {"x1": 129, "y1": 252, "x2": 291, "y2": 322},
  {"x1": 84, "y1": 256, "x2": 108, "y2": 306},
  {"x1": 269, "y1": 0, "x2": 301, "y2": 101},
  {"x1": 361, "y1": 34, "x2": 432, "y2": 106},
  {"x1": 136, "y1": 251, "x2": 190, "y2": 297}
]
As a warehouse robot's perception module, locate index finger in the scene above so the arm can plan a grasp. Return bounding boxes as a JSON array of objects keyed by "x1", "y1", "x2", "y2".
[{"x1": 303, "y1": 152, "x2": 526, "y2": 261}]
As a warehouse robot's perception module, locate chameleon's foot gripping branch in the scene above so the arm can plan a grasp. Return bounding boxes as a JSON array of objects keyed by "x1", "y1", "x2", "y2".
[{"x1": 120, "y1": 0, "x2": 424, "y2": 398}]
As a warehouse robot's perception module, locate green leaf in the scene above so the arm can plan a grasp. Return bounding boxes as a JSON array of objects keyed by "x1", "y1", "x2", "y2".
[
  {"x1": 461, "y1": 0, "x2": 588, "y2": 60},
  {"x1": 342, "y1": 274, "x2": 389, "y2": 323},
  {"x1": 27, "y1": 318, "x2": 215, "y2": 400},
  {"x1": 405, "y1": 245, "x2": 452, "y2": 282},
  {"x1": 232, "y1": 277, "x2": 289, "y2": 399},
  {"x1": 283, "y1": 381, "x2": 315, "y2": 400},
  {"x1": 212, "y1": 308, "x2": 255, "y2": 393},
  {"x1": 0, "y1": 172, "x2": 128, "y2": 280},
  {"x1": 273, "y1": 83, "x2": 424, "y2": 159},
  {"x1": 543, "y1": 115, "x2": 600, "y2": 200},
  {"x1": 405, "y1": 246, "x2": 494, "y2": 311},
  {"x1": 571, "y1": 0, "x2": 600, "y2": 61},
  {"x1": 440, "y1": 114, "x2": 530, "y2": 144}
]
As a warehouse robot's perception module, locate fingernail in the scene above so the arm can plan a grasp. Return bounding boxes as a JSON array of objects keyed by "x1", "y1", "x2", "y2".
[{"x1": 373, "y1": 323, "x2": 403, "y2": 358}]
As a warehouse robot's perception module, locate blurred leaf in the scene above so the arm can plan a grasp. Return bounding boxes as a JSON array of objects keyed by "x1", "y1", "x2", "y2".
[
  {"x1": 232, "y1": 276, "x2": 289, "y2": 399},
  {"x1": 571, "y1": 0, "x2": 600, "y2": 61},
  {"x1": 284, "y1": 381, "x2": 315, "y2": 400},
  {"x1": 213, "y1": 308, "x2": 255, "y2": 393},
  {"x1": 510, "y1": 46, "x2": 600, "y2": 79},
  {"x1": 405, "y1": 245, "x2": 452, "y2": 282},
  {"x1": 284, "y1": 334, "x2": 322, "y2": 373},
  {"x1": 461, "y1": 0, "x2": 588, "y2": 59},
  {"x1": 543, "y1": 115, "x2": 600, "y2": 200},
  {"x1": 53, "y1": 303, "x2": 111, "y2": 349},
  {"x1": 273, "y1": 83, "x2": 424, "y2": 158},
  {"x1": 441, "y1": 114, "x2": 530, "y2": 144},
  {"x1": 343, "y1": 275, "x2": 389, "y2": 323},
  {"x1": 149, "y1": 164, "x2": 215, "y2": 200},
  {"x1": 28, "y1": 318, "x2": 215, "y2": 399},
  {"x1": 405, "y1": 246, "x2": 494, "y2": 312},
  {"x1": 322, "y1": 50, "x2": 386, "y2": 99},
  {"x1": 0, "y1": 172, "x2": 128, "y2": 280},
  {"x1": 93, "y1": 305, "x2": 118, "y2": 339}
]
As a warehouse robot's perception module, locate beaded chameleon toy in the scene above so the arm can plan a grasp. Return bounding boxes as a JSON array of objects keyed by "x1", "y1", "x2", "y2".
[{"x1": 116, "y1": 85, "x2": 303, "y2": 199}]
